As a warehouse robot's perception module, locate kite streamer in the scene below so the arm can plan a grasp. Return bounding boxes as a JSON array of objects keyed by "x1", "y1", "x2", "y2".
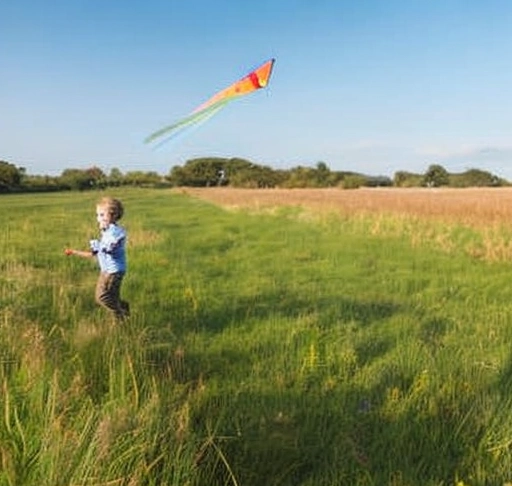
[
  {"x1": 145, "y1": 58, "x2": 275, "y2": 147},
  {"x1": 144, "y1": 98, "x2": 231, "y2": 148}
]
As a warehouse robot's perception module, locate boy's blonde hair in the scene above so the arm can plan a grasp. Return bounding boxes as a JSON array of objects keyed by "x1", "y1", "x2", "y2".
[{"x1": 97, "y1": 197, "x2": 124, "y2": 222}]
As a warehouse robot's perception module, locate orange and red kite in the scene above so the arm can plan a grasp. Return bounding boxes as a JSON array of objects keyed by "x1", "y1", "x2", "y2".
[{"x1": 145, "y1": 58, "x2": 275, "y2": 147}]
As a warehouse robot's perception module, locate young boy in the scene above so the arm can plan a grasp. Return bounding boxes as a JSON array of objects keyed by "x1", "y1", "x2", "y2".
[{"x1": 65, "y1": 197, "x2": 130, "y2": 321}]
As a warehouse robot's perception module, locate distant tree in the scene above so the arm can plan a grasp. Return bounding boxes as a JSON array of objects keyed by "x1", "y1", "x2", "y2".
[
  {"x1": 167, "y1": 165, "x2": 188, "y2": 187},
  {"x1": 86, "y1": 166, "x2": 107, "y2": 188},
  {"x1": 108, "y1": 168, "x2": 124, "y2": 187},
  {"x1": 58, "y1": 166, "x2": 107, "y2": 190},
  {"x1": 314, "y1": 161, "x2": 332, "y2": 187},
  {"x1": 341, "y1": 174, "x2": 366, "y2": 189},
  {"x1": 230, "y1": 164, "x2": 283, "y2": 188},
  {"x1": 364, "y1": 175, "x2": 393, "y2": 187},
  {"x1": 22, "y1": 174, "x2": 64, "y2": 192},
  {"x1": 393, "y1": 171, "x2": 423, "y2": 187},
  {"x1": 219, "y1": 158, "x2": 288, "y2": 187},
  {"x1": 168, "y1": 158, "x2": 227, "y2": 187},
  {"x1": 123, "y1": 171, "x2": 162, "y2": 186},
  {"x1": 168, "y1": 157, "x2": 291, "y2": 188},
  {"x1": 0, "y1": 160, "x2": 24, "y2": 191},
  {"x1": 282, "y1": 166, "x2": 318, "y2": 188},
  {"x1": 59, "y1": 169, "x2": 94, "y2": 191},
  {"x1": 453, "y1": 168, "x2": 502, "y2": 187},
  {"x1": 224, "y1": 157, "x2": 253, "y2": 175},
  {"x1": 423, "y1": 164, "x2": 449, "y2": 187},
  {"x1": 218, "y1": 158, "x2": 253, "y2": 186},
  {"x1": 394, "y1": 171, "x2": 409, "y2": 187}
]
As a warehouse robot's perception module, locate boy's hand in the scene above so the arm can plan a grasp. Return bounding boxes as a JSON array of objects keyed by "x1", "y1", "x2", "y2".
[
  {"x1": 89, "y1": 239, "x2": 100, "y2": 254},
  {"x1": 64, "y1": 248, "x2": 74, "y2": 256}
]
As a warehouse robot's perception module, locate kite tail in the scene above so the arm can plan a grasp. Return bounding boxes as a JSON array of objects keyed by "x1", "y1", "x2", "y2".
[{"x1": 144, "y1": 98, "x2": 232, "y2": 146}]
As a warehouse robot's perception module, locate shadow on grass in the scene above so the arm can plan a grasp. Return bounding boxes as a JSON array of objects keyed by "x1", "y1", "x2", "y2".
[
  {"x1": 144, "y1": 288, "x2": 400, "y2": 386},
  {"x1": 174, "y1": 288, "x2": 400, "y2": 335},
  {"x1": 186, "y1": 383, "x2": 474, "y2": 486}
]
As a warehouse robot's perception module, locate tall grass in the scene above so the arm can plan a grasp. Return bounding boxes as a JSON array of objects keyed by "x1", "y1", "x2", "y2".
[{"x1": 1, "y1": 189, "x2": 512, "y2": 485}]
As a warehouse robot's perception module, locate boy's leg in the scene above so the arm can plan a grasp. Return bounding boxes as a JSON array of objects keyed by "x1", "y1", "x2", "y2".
[
  {"x1": 95, "y1": 272, "x2": 128, "y2": 319},
  {"x1": 120, "y1": 300, "x2": 130, "y2": 317}
]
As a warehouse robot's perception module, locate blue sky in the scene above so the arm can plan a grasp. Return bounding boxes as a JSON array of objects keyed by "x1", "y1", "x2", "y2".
[{"x1": 2, "y1": 0, "x2": 512, "y2": 178}]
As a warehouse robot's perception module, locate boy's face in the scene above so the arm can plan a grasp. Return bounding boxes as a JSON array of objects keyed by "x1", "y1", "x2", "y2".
[{"x1": 96, "y1": 206, "x2": 113, "y2": 230}]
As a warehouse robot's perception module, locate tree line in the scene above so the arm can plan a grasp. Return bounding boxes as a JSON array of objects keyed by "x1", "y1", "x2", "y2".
[{"x1": 0, "y1": 158, "x2": 508, "y2": 193}]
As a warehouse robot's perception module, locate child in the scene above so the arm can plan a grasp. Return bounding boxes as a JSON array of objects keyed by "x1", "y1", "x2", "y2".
[{"x1": 65, "y1": 197, "x2": 130, "y2": 321}]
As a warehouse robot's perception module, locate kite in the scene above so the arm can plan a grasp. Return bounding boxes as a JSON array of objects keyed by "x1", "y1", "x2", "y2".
[{"x1": 145, "y1": 58, "x2": 275, "y2": 147}]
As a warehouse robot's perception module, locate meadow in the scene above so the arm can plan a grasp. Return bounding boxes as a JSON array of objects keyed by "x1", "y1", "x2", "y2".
[{"x1": 2, "y1": 187, "x2": 512, "y2": 485}]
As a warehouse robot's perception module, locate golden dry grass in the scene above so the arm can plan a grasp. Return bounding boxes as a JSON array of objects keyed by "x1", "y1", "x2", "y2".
[
  {"x1": 179, "y1": 187, "x2": 512, "y2": 228},
  {"x1": 177, "y1": 187, "x2": 512, "y2": 261}
]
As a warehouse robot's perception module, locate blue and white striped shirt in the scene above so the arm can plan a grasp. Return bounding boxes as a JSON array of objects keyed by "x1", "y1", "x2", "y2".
[{"x1": 90, "y1": 223, "x2": 127, "y2": 274}]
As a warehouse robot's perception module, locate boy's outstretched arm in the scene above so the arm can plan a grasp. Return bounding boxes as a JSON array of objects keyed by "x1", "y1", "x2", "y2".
[
  {"x1": 64, "y1": 248, "x2": 95, "y2": 258},
  {"x1": 65, "y1": 239, "x2": 99, "y2": 258}
]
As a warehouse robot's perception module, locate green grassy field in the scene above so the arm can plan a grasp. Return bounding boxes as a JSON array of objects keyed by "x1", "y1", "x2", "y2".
[{"x1": 1, "y1": 189, "x2": 512, "y2": 486}]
